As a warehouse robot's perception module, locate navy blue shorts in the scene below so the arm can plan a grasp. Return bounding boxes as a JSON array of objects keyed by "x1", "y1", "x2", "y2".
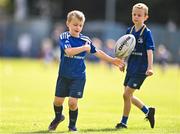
[
  {"x1": 55, "y1": 76, "x2": 86, "y2": 98},
  {"x1": 124, "y1": 75, "x2": 146, "y2": 89}
]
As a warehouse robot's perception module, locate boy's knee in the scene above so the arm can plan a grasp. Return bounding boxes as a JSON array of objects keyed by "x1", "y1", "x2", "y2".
[
  {"x1": 123, "y1": 92, "x2": 131, "y2": 100},
  {"x1": 54, "y1": 97, "x2": 64, "y2": 106},
  {"x1": 68, "y1": 100, "x2": 77, "y2": 110}
]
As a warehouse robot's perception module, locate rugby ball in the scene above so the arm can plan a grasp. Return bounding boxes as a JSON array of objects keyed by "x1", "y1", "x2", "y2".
[{"x1": 115, "y1": 34, "x2": 136, "y2": 58}]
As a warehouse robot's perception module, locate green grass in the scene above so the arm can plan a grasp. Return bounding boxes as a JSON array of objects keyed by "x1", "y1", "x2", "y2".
[{"x1": 0, "y1": 58, "x2": 180, "y2": 134}]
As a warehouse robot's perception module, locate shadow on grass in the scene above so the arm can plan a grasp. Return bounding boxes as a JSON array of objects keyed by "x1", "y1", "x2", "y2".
[
  {"x1": 15, "y1": 128, "x2": 123, "y2": 133},
  {"x1": 15, "y1": 130, "x2": 67, "y2": 134},
  {"x1": 81, "y1": 128, "x2": 121, "y2": 132}
]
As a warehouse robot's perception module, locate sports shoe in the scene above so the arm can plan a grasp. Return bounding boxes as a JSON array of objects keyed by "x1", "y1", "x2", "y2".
[
  {"x1": 48, "y1": 115, "x2": 65, "y2": 131},
  {"x1": 68, "y1": 126, "x2": 77, "y2": 132},
  {"x1": 115, "y1": 123, "x2": 127, "y2": 129},
  {"x1": 145, "y1": 107, "x2": 155, "y2": 128}
]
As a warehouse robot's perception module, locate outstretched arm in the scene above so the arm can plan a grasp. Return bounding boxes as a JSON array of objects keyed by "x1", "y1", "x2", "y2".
[{"x1": 94, "y1": 50, "x2": 124, "y2": 67}]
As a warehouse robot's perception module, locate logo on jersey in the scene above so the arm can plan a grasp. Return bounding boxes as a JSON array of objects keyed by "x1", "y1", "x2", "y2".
[
  {"x1": 138, "y1": 37, "x2": 143, "y2": 44},
  {"x1": 65, "y1": 40, "x2": 69, "y2": 44}
]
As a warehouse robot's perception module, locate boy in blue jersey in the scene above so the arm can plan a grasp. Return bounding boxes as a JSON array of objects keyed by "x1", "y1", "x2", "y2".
[
  {"x1": 115, "y1": 3, "x2": 155, "y2": 129},
  {"x1": 48, "y1": 10, "x2": 124, "y2": 132}
]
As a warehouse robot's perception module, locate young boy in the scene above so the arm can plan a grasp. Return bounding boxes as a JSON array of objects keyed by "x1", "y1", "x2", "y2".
[
  {"x1": 48, "y1": 10, "x2": 124, "y2": 132},
  {"x1": 116, "y1": 3, "x2": 155, "y2": 129}
]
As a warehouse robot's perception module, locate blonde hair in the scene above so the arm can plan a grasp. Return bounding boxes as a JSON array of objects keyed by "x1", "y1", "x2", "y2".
[
  {"x1": 133, "y1": 3, "x2": 148, "y2": 16},
  {"x1": 67, "y1": 10, "x2": 85, "y2": 23}
]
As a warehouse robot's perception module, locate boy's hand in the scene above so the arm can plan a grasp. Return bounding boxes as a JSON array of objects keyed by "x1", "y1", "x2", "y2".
[
  {"x1": 118, "y1": 57, "x2": 126, "y2": 72},
  {"x1": 119, "y1": 65, "x2": 125, "y2": 72},
  {"x1": 146, "y1": 69, "x2": 153, "y2": 76},
  {"x1": 112, "y1": 58, "x2": 125, "y2": 68},
  {"x1": 83, "y1": 42, "x2": 91, "y2": 53}
]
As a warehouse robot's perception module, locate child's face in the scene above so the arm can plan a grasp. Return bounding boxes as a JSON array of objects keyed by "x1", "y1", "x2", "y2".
[
  {"x1": 66, "y1": 17, "x2": 84, "y2": 37},
  {"x1": 132, "y1": 8, "x2": 148, "y2": 26}
]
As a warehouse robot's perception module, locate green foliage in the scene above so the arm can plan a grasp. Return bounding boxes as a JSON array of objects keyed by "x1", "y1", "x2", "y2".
[{"x1": 0, "y1": 59, "x2": 180, "y2": 134}]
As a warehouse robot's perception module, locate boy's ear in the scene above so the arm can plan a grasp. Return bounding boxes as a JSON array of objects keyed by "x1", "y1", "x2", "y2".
[
  {"x1": 66, "y1": 21, "x2": 69, "y2": 27},
  {"x1": 145, "y1": 15, "x2": 149, "y2": 21}
]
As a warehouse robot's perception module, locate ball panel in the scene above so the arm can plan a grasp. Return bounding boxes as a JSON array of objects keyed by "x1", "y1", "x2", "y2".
[{"x1": 115, "y1": 34, "x2": 136, "y2": 58}]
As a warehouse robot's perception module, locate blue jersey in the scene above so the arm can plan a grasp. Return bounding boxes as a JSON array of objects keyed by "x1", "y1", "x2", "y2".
[
  {"x1": 126, "y1": 25, "x2": 155, "y2": 76},
  {"x1": 58, "y1": 32, "x2": 97, "y2": 79}
]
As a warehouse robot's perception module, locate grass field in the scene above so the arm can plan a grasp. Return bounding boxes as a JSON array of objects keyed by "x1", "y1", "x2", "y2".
[{"x1": 0, "y1": 58, "x2": 180, "y2": 134}]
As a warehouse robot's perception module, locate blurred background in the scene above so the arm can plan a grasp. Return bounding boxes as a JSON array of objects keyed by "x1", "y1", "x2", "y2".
[{"x1": 0, "y1": 0, "x2": 180, "y2": 64}]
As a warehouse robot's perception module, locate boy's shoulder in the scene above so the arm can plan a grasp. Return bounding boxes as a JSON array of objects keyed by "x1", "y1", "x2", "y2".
[
  {"x1": 126, "y1": 25, "x2": 135, "y2": 34},
  {"x1": 59, "y1": 31, "x2": 70, "y2": 40},
  {"x1": 127, "y1": 26, "x2": 132, "y2": 32},
  {"x1": 127, "y1": 26, "x2": 133, "y2": 30},
  {"x1": 143, "y1": 26, "x2": 153, "y2": 36},
  {"x1": 145, "y1": 26, "x2": 152, "y2": 33},
  {"x1": 79, "y1": 34, "x2": 91, "y2": 44}
]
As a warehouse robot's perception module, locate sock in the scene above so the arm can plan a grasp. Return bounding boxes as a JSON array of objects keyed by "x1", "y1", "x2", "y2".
[
  {"x1": 69, "y1": 109, "x2": 78, "y2": 127},
  {"x1": 54, "y1": 104, "x2": 63, "y2": 120},
  {"x1": 141, "y1": 105, "x2": 149, "y2": 115},
  {"x1": 121, "y1": 116, "x2": 128, "y2": 125}
]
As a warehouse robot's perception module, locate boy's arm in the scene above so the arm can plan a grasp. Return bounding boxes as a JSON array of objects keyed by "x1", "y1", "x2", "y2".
[
  {"x1": 65, "y1": 42, "x2": 90, "y2": 56},
  {"x1": 94, "y1": 50, "x2": 124, "y2": 67},
  {"x1": 146, "y1": 49, "x2": 154, "y2": 76}
]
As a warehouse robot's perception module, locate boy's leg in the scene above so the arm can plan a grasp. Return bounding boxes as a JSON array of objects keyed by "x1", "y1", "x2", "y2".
[
  {"x1": 68, "y1": 97, "x2": 78, "y2": 131},
  {"x1": 67, "y1": 78, "x2": 85, "y2": 131},
  {"x1": 123, "y1": 87, "x2": 135, "y2": 117},
  {"x1": 131, "y1": 95, "x2": 155, "y2": 128},
  {"x1": 116, "y1": 86, "x2": 135, "y2": 129},
  {"x1": 131, "y1": 96, "x2": 149, "y2": 114},
  {"x1": 54, "y1": 97, "x2": 65, "y2": 119},
  {"x1": 48, "y1": 97, "x2": 65, "y2": 131}
]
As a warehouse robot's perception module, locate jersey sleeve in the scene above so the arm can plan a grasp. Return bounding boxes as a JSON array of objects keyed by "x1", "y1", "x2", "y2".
[
  {"x1": 80, "y1": 35, "x2": 97, "y2": 54},
  {"x1": 59, "y1": 32, "x2": 71, "y2": 50},
  {"x1": 90, "y1": 43, "x2": 97, "y2": 54},
  {"x1": 146, "y1": 30, "x2": 155, "y2": 51}
]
